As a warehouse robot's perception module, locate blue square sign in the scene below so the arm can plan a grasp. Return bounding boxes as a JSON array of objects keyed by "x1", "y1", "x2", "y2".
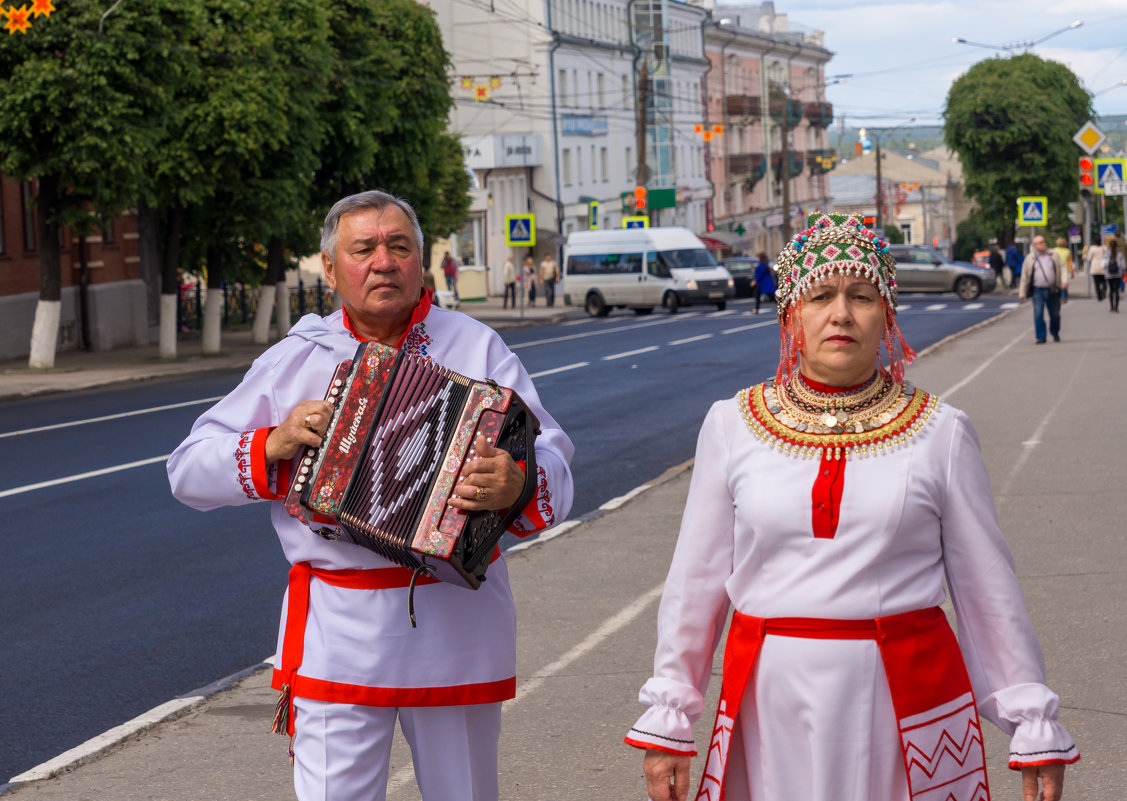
[{"x1": 505, "y1": 214, "x2": 535, "y2": 246}]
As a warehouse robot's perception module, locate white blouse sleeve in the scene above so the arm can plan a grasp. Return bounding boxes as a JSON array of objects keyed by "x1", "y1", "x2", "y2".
[
  {"x1": 627, "y1": 401, "x2": 736, "y2": 755},
  {"x1": 939, "y1": 411, "x2": 1079, "y2": 769}
]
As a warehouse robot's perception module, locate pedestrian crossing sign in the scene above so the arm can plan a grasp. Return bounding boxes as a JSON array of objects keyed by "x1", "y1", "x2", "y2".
[
  {"x1": 622, "y1": 216, "x2": 648, "y2": 229},
  {"x1": 505, "y1": 214, "x2": 535, "y2": 246},
  {"x1": 1016, "y1": 196, "x2": 1047, "y2": 227},
  {"x1": 1094, "y1": 158, "x2": 1126, "y2": 195}
]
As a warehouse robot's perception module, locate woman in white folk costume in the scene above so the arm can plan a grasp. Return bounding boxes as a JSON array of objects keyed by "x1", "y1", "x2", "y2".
[
  {"x1": 626, "y1": 212, "x2": 1078, "y2": 801},
  {"x1": 168, "y1": 191, "x2": 573, "y2": 801}
]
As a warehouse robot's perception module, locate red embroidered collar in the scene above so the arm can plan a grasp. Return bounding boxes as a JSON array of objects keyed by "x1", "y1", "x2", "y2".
[{"x1": 341, "y1": 289, "x2": 434, "y2": 347}]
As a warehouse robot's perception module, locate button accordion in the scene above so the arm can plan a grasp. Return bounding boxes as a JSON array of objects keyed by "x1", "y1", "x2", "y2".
[{"x1": 284, "y1": 342, "x2": 540, "y2": 589}]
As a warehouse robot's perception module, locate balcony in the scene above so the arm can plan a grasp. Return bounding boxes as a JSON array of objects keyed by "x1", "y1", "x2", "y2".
[
  {"x1": 768, "y1": 87, "x2": 803, "y2": 129},
  {"x1": 806, "y1": 148, "x2": 837, "y2": 174},
  {"x1": 726, "y1": 94, "x2": 762, "y2": 118},
  {"x1": 771, "y1": 150, "x2": 805, "y2": 180},
  {"x1": 804, "y1": 101, "x2": 834, "y2": 128},
  {"x1": 728, "y1": 152, "x2": 766, "y2": 180}
]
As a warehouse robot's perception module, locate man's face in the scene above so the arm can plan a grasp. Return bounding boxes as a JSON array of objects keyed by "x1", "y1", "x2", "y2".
[
  {"x1": 322, "y1": 205, "x2": 423, "y2": 326},
  {"x1": 1033, "y1": 236, "x2": 1047, "y2": 253}
]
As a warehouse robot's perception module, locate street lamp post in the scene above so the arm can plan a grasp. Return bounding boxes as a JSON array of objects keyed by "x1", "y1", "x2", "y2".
[
  {"x1": 952, "y1": 19, "x2": 1082, "y2": 53},
  {"x1": 869, "y1": 119, "x2": 915, "y2": 233}
]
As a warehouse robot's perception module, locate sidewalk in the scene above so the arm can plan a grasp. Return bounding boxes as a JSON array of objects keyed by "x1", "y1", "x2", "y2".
[
  {"x1": 4, "y1": 282, "x2": 1125, "y2": 799},
  {"x1": 0, "y1": 295, "x2": 577, "y2": 402}
]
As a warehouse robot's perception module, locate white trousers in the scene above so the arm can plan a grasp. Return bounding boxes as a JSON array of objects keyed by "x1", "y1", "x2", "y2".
[{"x1": 292, "y1": 697, "x2": 502, "y2": 801}]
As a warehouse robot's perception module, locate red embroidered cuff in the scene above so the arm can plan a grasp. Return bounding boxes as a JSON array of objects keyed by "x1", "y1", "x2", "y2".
[{"x1": 249, "y1": 427, "x2": 289, "y2": 501}]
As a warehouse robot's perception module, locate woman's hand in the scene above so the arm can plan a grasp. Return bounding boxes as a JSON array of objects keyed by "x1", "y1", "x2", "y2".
[
  {"x1": 643, "y1": 750, "x2": 691, "y2": 801},
  {"x1": 1022, "y1": 763, "x2": 1065, "y2": 801}
]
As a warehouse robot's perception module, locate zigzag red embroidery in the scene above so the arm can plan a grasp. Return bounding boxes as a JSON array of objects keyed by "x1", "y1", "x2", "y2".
[
  {"x1": 939, "y1": 779, "x2": 989, "y2": 801},
  {"x1": 904, "y1": 717, "x2": 984, "y2": 779}
]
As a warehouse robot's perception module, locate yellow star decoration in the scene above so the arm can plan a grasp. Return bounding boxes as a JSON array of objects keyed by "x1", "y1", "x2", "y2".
[{"x1": 4, "y1": 0, "x2": 53, "y2": 34}]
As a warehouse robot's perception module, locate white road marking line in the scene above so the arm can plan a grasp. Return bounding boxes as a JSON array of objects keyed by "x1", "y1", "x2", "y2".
[
  {"x1": 603, "y1": 346, "x2": 659, "y2": 361},
  {"x1": 925, "y1": 303, "x2": 948, "y2": 310},
  {"x1": 722, "y1": 320, "x2": 778, "y2": 335},
  {"x1": 0, "y1": 397, "x2": 224, "y2": 440},
  {"x1": 1000, "y1": 302, "x2": 1019, "y2": 309},
  {"x1": 529, "y1": 362, "x2": 589, "y2": 378},
  {"x1": 600, "y1": 483, "x2": 653, "y2": 510},
  {"x1": 898, "y1": 304, "x2": 912, "y2": 310},
  {"x1": 510, "y1": 314, "x2": 697, "y2": 349},
  {"x1": 0, "y1": 455, "x2": 170, "y2": 499},
  {"x1": 668, "y1": 334, "x2": 714, "y2": 346},
  {"x1": 964, "y1": 303, "x2": 984, "y2": 310},
  {"x1": 707, "y1": 309, "x2": 738, "y2": 317}
]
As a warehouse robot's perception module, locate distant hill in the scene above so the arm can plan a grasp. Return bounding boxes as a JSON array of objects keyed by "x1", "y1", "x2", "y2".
[{"x1": 831, "y1": 117, "x2": 1127, "y2": 157}]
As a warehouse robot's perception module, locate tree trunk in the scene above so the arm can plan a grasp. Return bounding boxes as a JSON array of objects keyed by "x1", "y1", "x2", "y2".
[
  {"x1": 275, "y1": 281, "x2": 291, "y2": 335},
  {"x1": 28, "y1": 175, "x2": 63, "y2": 369},
  {"x1": 252, "y1": 235, "x2": 287, "y2": 343},
  {"x1": 202, "y1": 244, "x2": 224, "y2": 354},
  {"x1": 158, "y1": 206, "x2": 183, "y2": 359},
  {"x1": 136, "y1": 200, "x2": 161, "y2": 337}
]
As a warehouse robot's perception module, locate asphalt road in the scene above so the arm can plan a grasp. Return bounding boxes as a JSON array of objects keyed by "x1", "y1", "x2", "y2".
[{"x1": 0, "y1": 293, "x2": 1017, "y2": 783}]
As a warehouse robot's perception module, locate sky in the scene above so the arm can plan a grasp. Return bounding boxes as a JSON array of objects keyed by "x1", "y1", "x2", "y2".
[{"x1": 764, "y1": 0, "x2": 1127, "y2": 130}]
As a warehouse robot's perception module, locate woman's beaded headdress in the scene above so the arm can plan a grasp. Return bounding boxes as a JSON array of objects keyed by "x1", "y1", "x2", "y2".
[{"x1": 773, "y1": 211, "x2": 915, "y2": 384}]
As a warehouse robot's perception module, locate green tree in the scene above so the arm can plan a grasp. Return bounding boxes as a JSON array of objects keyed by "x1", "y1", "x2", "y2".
[
  {"x1": 0, "y1": 0, "x2": 198, "y2": 367},
  {"x1": 944, "y1": 54, "x2": 1092, "y2": 246}
]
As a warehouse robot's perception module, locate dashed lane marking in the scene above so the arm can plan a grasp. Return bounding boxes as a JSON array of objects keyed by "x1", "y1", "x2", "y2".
[
  {"x1": 668, "y1": 334, "x2": 714, "y2": 346},
  {"x1": 529, "y1": 362, "x2": 589, "y2": 378},
  {"x1": 603, "y1": 346, "x2": 660, "y2": 361}
]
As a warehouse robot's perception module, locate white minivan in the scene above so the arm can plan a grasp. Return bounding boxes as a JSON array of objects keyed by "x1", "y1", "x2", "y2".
[{"x1": 561, "y1": 227, "x2": 735, "y2": 316}]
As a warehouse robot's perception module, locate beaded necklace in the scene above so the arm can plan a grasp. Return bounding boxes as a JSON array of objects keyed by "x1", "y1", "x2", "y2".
[{"x1": 739, "y1": 370, "x2": 939, "y2": 460}]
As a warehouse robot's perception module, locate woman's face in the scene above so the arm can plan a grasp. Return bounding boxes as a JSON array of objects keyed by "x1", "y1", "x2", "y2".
[{"x1": 797, "y1": 274, "x2": 887, "y2": 387}]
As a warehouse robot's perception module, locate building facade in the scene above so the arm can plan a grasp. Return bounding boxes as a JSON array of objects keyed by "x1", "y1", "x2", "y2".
[
  {"x1": 0, "y1": 176, "x2": 147, "y2": 362},
  {"x1": 700, "y1": 2, "x2": 834, "y2": 258}
]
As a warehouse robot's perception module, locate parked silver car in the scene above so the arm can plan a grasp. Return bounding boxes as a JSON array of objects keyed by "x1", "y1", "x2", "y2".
[{"x1": 889, "y1": 245, "x2": 997, "y2": 300}]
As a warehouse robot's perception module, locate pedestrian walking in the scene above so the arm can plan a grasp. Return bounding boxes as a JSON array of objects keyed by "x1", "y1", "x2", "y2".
[
  {"x1": 538, "y1": 254, "x2": 558, "y2": 307},
  {"x1": 1052, "y1": 237, "x2": 1073, "y2": 304},
  {"x1": 1086, "y1": 240, "x2": 1107, "y2": 302},
  {"x1": 524, "y1": 256, "x2": 538, "y2": 306},
  {"x1": 751, "y1": 252, "x2": 776, "y2": 314},
  {"x1": 1005, "y1": 242, "x2": 1022, "y2": 288},
  {"x1": 502, "y1": 256, "x2": 517, "y2": 309},
  {"x1": 627, "y1": 212, "x2": 1078, "y2": 801},
  {"x1": 441, "y1": 250, "x2": 459, "y2": 301},
  {"x1": 1019, "y1": 235, "x2": 1064, "y2": 343},
  {"x1": 1106, "y1": 239, "x2": 1124, "y2": 313},
  {"x1": 167, "y1": 190, "x2": 575, "y2": 801},
  {"x1": 988, "y1": 242, "x2": 1005, "y2": 285}
]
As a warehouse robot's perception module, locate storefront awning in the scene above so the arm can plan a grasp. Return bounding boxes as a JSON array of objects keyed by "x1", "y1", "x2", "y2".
[
  {"x1": 697, "y1": 230, "x2": 749, "y2": 251},
  {"x1": 536, "y1": 228, "x2": 567, "y2": 247}
]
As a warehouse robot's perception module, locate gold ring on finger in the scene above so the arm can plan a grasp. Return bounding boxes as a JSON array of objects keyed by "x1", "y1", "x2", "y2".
[{"x1": 474, "y1": 486, "x2": 488, "y2": 502}]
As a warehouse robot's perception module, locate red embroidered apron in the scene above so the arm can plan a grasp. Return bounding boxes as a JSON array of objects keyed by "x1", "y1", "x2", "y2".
[{"x1": 696, "y1": 607, "x2": 989, "y2": 801}]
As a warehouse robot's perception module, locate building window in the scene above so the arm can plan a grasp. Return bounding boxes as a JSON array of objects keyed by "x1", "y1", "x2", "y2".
[
  {"x1": 900, "y1": 223, "x2": 912, "y2": 244},
  {"x1": 563, "y1": 149, "x2": 572, "y2": 186},
  {"x1": 622, "y1": 74, "x2": 629, "y2": 106},
  {"x1": 601, "y1": 147, "x2": 609, "y2": 182},
  {"x1": 21, "y1": 180, "x2": 36, "y2": 252},
  {"x1": 590, "y1": 145, "x2": 596, "y2": 183},
  {"x1": 559, "y1": 69, "x2": 568, "y2": 106},
  {"x1": 102, "y1": 219, "x2": 116, "y2": 245},
  {"x1": 597, "y1": 72, "x2": 605, "y2": 107},
  {"x1": 576, "y1": 147, "x2": 583, "y2": 186},
  {"x1": 625, "y1": 147, "x2": 632, "y2": 182}
]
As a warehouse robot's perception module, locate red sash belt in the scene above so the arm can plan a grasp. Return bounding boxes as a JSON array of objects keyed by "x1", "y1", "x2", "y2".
[
  {"x1": 270, "y1": 553, "x2": 502, "y2": 738},
  {"x1": 696, "y1": 607, "x2": 990, "y2": 801}
]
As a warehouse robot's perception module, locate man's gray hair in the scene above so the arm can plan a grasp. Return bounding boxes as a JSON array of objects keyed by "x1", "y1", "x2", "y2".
[{"x1": 320, "y1": 190, "x2": 424, "y2": 258}]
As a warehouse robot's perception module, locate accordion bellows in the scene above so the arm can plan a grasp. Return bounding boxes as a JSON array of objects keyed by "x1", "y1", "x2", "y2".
[{"x1": 284, "y1": 342, "x2": 540, "y2": 589}]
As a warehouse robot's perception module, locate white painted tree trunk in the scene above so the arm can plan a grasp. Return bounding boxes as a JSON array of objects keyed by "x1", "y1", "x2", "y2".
[
  {"x1": 275, "y1": 282, "x2": 291, "y2": 335},
  {"x1": 251, "y1": 284, "x2": 275, "y2": 344},
  {"x1": 201, "y1": 286, "x2": 224, "y2": 354},
  {"x1": 159, "y1": 293, "x2": 179, "y2": 359},
  {"x1": 28, "y1": 298, "x2": 61, "y2": 369}
]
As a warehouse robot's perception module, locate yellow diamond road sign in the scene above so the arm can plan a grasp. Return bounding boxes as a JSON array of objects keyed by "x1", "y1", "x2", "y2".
[{"x1": 1073, "y1": 121, "x2": 1106, "y2": 156}]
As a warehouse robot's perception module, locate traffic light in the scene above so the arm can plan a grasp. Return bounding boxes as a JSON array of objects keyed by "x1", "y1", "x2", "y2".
[
  {"x1": 634, "y1": 186, "x2": 647, "y2": 211},
  {"x1": 1068, "y1": 201, "x2": 1083, "y2": 224},
  {"x1": 1079, "y1": 156, "x2": 1096, "y2": 198}
]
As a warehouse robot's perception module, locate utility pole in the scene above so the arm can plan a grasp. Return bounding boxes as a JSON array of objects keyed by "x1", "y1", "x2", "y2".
[
  {"x1": 781, "y1": 109, "x2": 792, "y2": 241},
  {"x1": 875, "y1": 139, "x2": 884, "y2": 232},
  {"x1": 636, "y1": 57, "x2": 649, "y2": 199}
]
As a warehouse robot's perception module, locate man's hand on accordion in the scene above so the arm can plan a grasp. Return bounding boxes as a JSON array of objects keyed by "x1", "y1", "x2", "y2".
[
  {"x1": 265, "y1": 400, "x2": 335, "y2": 463},
  {"x1": 449, "y1": 434, "x2": 528, "y2": 512}
]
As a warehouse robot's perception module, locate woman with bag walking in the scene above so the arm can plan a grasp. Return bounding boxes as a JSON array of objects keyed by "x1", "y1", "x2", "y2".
[{"x1": 1105, "y1": 239, "x2": 1123, "y2": 312}]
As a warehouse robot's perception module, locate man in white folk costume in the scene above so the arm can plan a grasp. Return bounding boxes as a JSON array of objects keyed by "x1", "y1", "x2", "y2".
[
  {"x1": 626, "y1": 212, "x2": 1078, "y2": 801},
  {"x1": 168, "y1": 190, "x2": 574, "y2": 801}
]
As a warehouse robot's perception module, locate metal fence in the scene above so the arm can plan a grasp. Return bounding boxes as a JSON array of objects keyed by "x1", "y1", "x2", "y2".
[{"x1": 177, "y1": 278, "x2": 336, "y2": 330}]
